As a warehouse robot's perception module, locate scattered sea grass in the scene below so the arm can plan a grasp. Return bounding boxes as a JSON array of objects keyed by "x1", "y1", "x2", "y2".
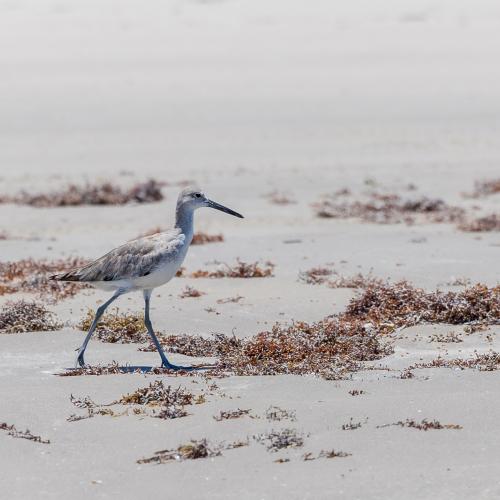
[
  {"x1": 0, "y1": 300, "x2": 61, "y2": 333},
  {"x1": 179, "y1": 286, "x2": 205, "y2": 298},
  {"x1": 445, "y1": 277, "x2": 471, "y2": 286},
  {"x1": 57, "y1": 362, "x2": 207, "y2": 377},
  {"x1": 265, "y1": 406, "x2": 296, "y2": 422},
  {"x1": 58, "y1": 362, "x2": 126, "y2": 377},
  {"x1": 0, "y1": 422, "x2": 50, "y2": 444},
  {"x1": 68, "y1": 381, "x2": 198, "y2": 421},
  {"x1": 409, "y1": 352, "x2": 500, "y2": 372},
  {"x1": 299, "y1": 267, "x2": 382, "y2": 288},
  {"x1": 428, "y1": 332, "x2": 463, "y2": 343},
  {"x1": 303, "y1": 449, "x2": 351, "y2": 460},
  {"x1": 213, "y1": 408, "x2": 252, "y2": 421},
  {"x1": 377, "y1": 419, "x2": 462, "y2": 431},
  {"x1": 217, "y1": 295, "x2": 244, "y2": 304}
]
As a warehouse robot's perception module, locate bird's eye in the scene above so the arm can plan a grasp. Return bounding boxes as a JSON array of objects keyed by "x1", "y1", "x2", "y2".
[{"x1": 194, "y1": 193, "x2": 202, "y2": 198}]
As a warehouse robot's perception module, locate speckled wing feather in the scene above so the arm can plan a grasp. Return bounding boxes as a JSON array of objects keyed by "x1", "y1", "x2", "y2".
[{"x1": 50, "y1": 230, "x2": 185, "y2": 283}]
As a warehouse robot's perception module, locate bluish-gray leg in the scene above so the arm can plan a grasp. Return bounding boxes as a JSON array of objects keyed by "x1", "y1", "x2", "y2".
[
  {"x1": 143, "y1": 289, "x2": 193, "y2": 371},
  {"x1": 76, "y1": 289, "x2": 125, "y2": 368}
]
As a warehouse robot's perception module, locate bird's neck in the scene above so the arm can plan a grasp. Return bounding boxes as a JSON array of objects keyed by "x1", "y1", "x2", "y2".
[{"x1": 175, "y1": 204, "x2": 194, "y2": 242}]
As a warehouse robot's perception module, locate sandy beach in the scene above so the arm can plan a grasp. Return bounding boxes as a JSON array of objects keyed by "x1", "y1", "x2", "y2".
[{"x1": 1, "y1": 1, "x2": 500, "y2": 499}]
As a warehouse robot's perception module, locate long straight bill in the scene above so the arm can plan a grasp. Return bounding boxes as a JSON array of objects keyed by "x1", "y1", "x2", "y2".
[{"x1": 207, "y1": 199, "x2": 244, "y2": 218}]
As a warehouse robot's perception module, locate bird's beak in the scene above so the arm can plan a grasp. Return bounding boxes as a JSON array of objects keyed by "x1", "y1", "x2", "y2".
[{"x1": 206, "y1": 199, "x2": 244, "y2": 218}]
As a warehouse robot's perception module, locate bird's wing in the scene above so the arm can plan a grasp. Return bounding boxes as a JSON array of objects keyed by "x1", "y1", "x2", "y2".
[{"x1": 52, "y1": 230, "x2": 185, "y2": 282}]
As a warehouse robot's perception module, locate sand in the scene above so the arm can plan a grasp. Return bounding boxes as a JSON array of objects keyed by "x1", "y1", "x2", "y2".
[{"x1": 1, "y1": 1, "x2": 500, "y2": 499}]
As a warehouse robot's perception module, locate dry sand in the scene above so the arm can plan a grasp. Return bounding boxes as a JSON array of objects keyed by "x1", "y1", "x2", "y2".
[{"x1": 1, "y1": 1, "x2": 500, "y2": 499}]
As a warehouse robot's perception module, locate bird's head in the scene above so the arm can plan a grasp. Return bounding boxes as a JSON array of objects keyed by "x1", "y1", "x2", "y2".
[{"x1": 177, "y1": 187, "x2": 244, "y2": 218}]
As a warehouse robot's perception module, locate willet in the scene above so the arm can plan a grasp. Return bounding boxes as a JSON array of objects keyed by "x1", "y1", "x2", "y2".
[{"x1": 50, "y1": 187, "x2": 243, "y2": 370}]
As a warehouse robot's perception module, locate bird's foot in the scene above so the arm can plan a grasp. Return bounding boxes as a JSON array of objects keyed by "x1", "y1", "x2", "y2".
[
  {"x1": 75, "y1": 350, "x2": 86, "y2": 368},
  {"x1": 161, "y1": 360, "x2": 195, "y2": 371}
]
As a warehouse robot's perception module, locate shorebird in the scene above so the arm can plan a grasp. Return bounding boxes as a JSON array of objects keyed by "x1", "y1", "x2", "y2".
[{"x1": 50, "y1": 187, "x2": 243, "y2": 370}]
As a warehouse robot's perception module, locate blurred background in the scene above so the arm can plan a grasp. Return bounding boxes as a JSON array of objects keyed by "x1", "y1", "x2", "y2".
[
  {"x1": 1, "y1": 0, "x2": 499, "y2": 182},
  {"x1": 0, "y1": 0, "x2": 498, "y2": 289}
]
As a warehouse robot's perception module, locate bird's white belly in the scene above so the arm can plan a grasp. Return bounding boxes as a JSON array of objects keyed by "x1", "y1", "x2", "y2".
[
  {"x1": 132, "y1": 245, "x2": 188, "y2": 290},
  {"x1": 133, "y1": 262, "x2": 180, "y2": 289}
]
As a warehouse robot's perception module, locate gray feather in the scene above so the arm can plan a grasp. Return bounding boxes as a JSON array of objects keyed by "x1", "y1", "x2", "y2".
[{"x1": 50, "y1": 230, "x2": 185, "y2": 283}]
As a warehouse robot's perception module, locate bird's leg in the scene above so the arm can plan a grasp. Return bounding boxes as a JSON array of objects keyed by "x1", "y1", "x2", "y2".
[
  {"x1": 143, "y1": 289, "x2": 193, "y2": 371},
  {"x1": 75, "y1": 289, "x2": 125, "y2": 368}
]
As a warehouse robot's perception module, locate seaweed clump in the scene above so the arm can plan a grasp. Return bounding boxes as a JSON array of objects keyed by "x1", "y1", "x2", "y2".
[
  {"x1": 0, "y1": 179, "x2": 164, "y2": 207},
  {"x1": 78, "y1": 309, "x2": 148, "y2": 344},
  {"x1": 344, "y1": 281, "x2": 499, "y2": 329},
  {"x1": 140, "y1": 332, "x2": 241, "y2": 358},
  {"x1": 254, "y1": 428, "x2": 304, "y2": 452},
  {"x1": 191, "y1": 232, "x2": 225, "y2": 245},
  {"x1": 215, "y1": 318, "x2": 392, "y2": 379},
  {"x1": 313, "y1": 192, "x2": 465, "y2": 225},
  {"x1": 137, "y1": 439, "x2": 221, "y2": 464},
  {"x1": 458, "y1": 214, "x2": 500, "y2": 232},
  {"x1": 465, "y1": 178, "x2": 500, "y2": 198},
  {"x1": 0, "y1": 300, "x2": 61, "y2": 333},
  {"x1": 190, "y1": 260, "x2": 275, "y2": 278},
  {"x1": 120, "y1": 380, "x2": 195, "y2": 419},
  {"x1": 119, "y1": 380, "x2": 193, "y2": 407}
]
